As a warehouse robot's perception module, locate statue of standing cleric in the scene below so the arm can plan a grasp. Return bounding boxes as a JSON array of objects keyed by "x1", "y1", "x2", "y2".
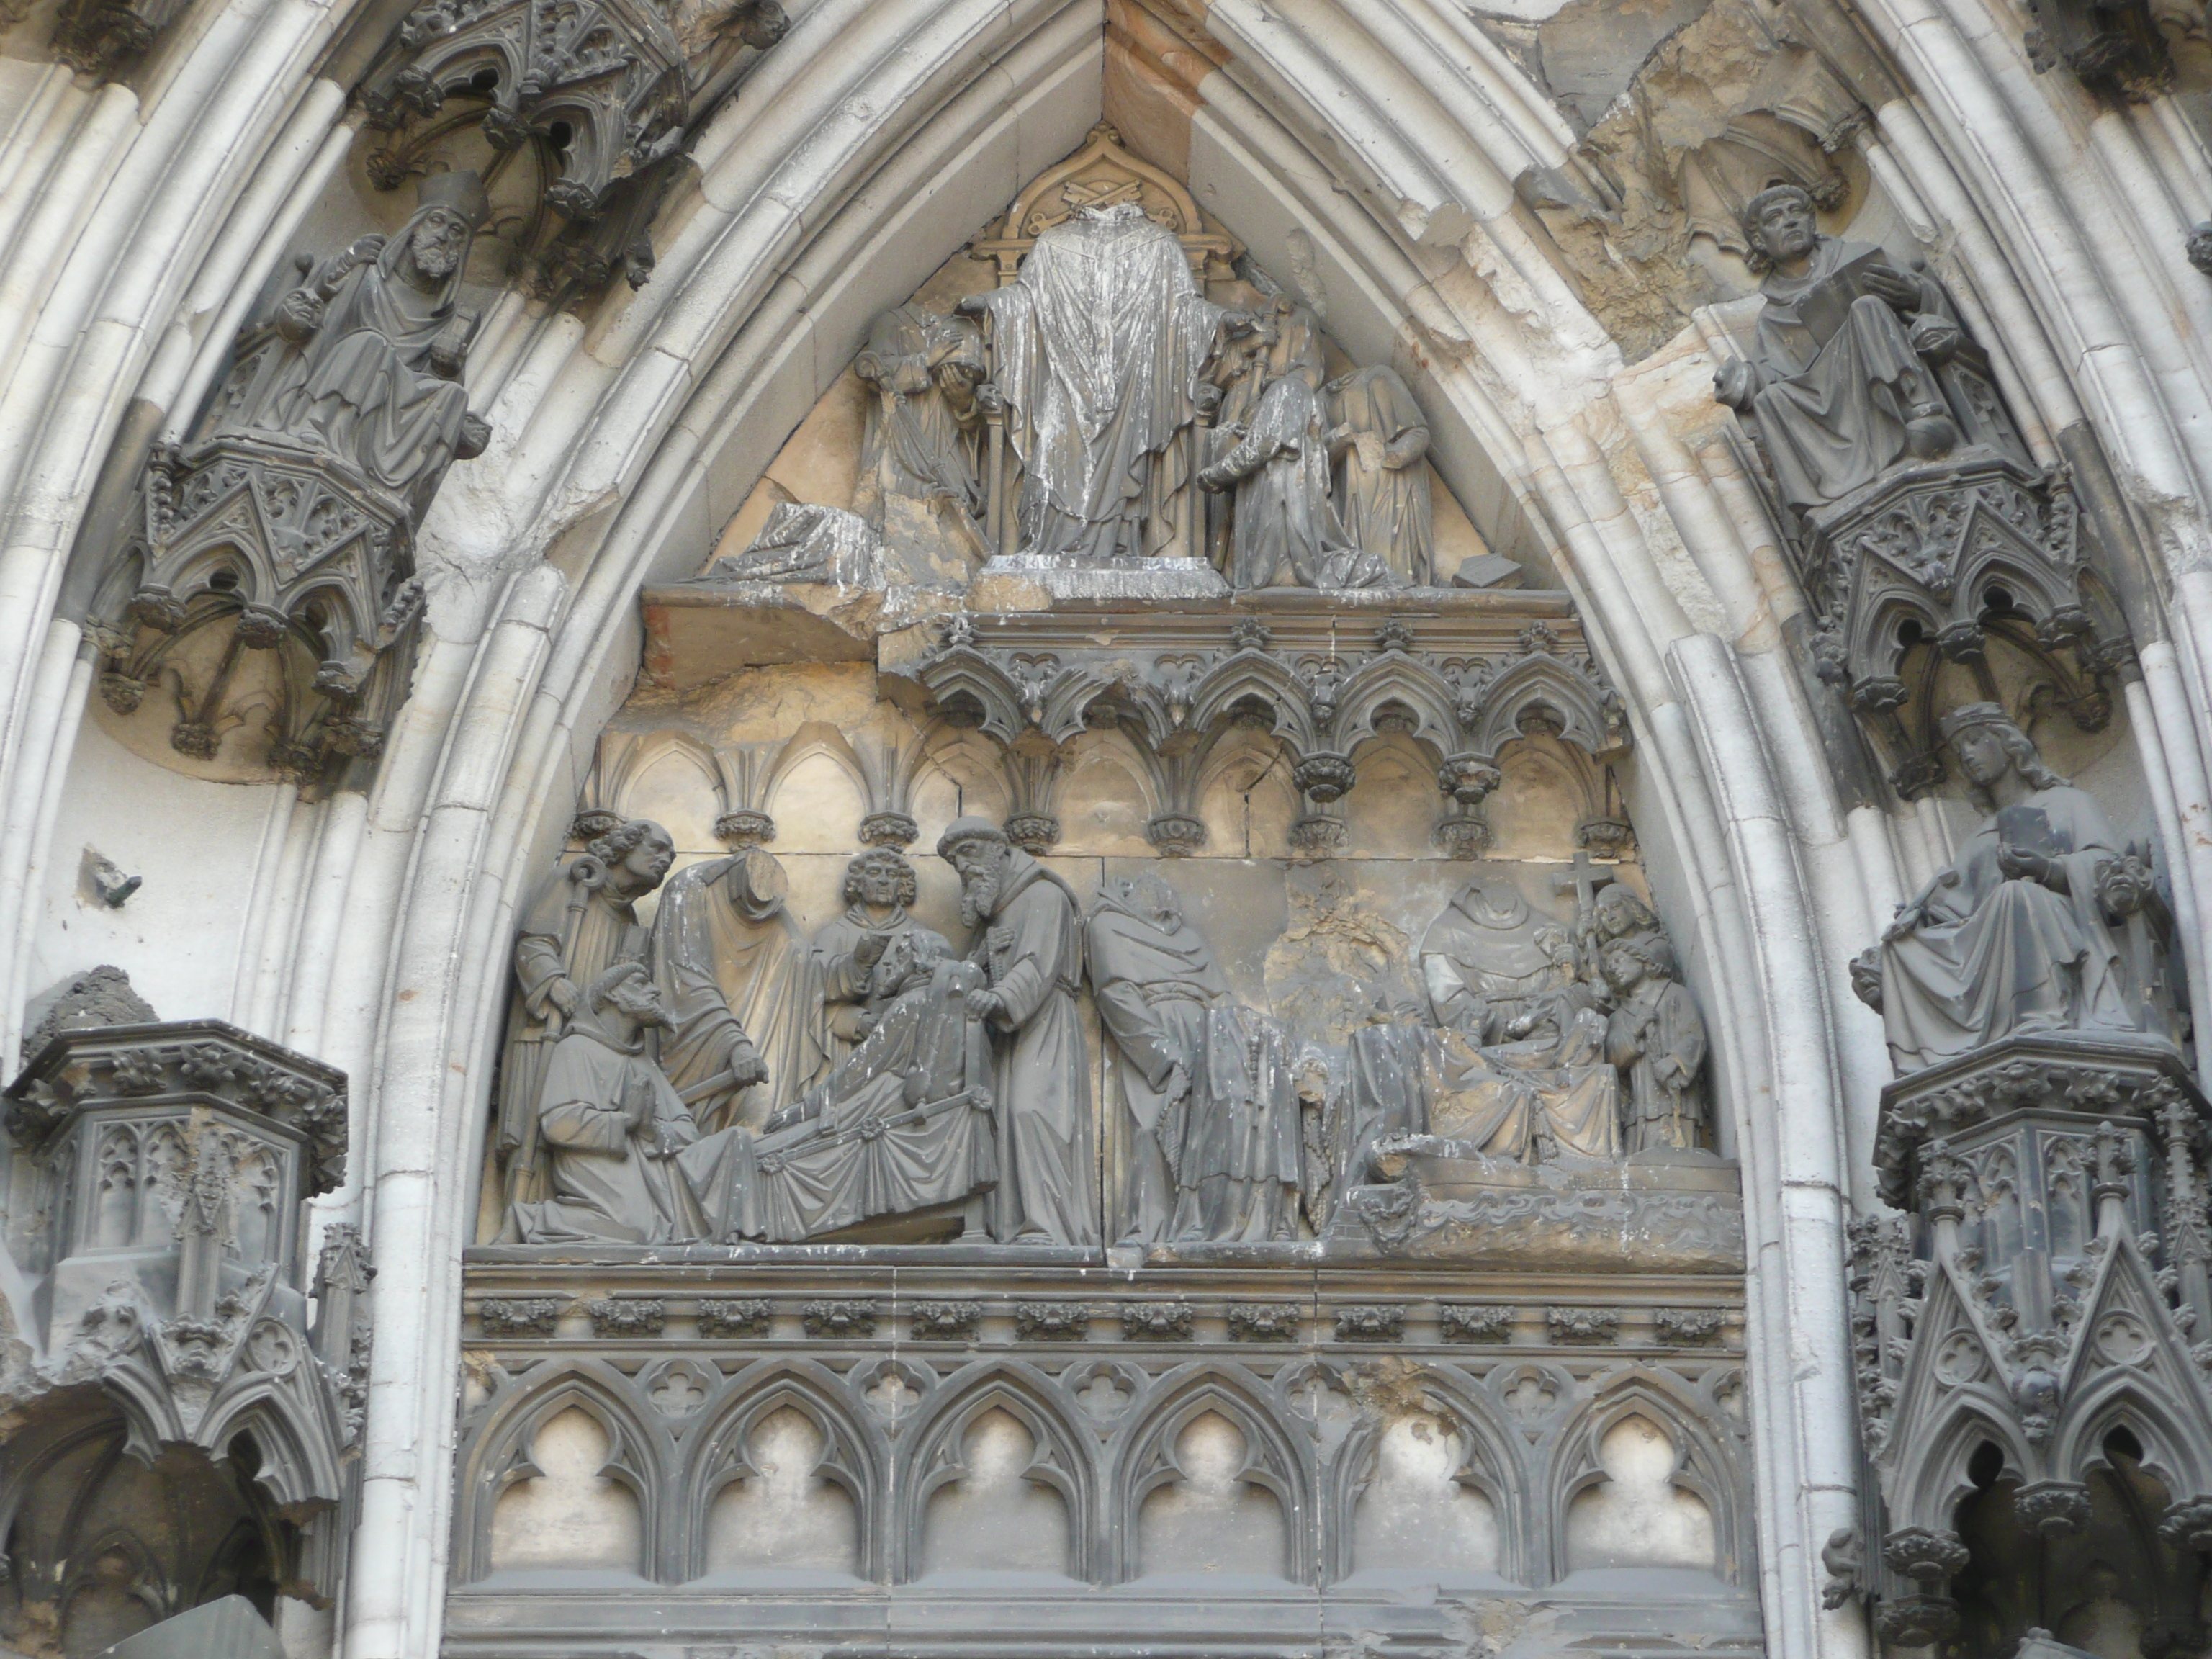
[{"x1": 937, "y1": 817, "x2": 1095, "y2": 1245}]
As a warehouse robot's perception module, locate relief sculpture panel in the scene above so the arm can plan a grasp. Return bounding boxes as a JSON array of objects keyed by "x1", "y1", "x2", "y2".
[{"x1": 452, "y1": 125, "x2": 1758, "y2": 1659}]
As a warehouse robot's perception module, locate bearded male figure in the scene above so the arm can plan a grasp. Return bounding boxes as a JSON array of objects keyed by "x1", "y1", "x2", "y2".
[
  {"x1": 1713, "y1": 184, "x2": 1963, "y2": 513},
  {"x1": 938, "y1": 817, "x2": 1094, "y2": 1245},
  {"x1": 497, "y1": 819, "x2": 674, "y2": 1211},
  {"x1": 248, "y1": 172, "x2": 493, "y2": 514},
  {"x1": 811, "y1": 848, "x2": 950, "y2": 1062}
]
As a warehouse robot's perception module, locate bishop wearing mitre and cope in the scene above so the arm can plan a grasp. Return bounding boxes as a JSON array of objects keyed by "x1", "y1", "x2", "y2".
[
  {"x1": 958, "y1": 202, "x2": 1226, "y2": 561},
  {"x1": 496, "y1": 818, "x2": 675, "y2": 1212}
]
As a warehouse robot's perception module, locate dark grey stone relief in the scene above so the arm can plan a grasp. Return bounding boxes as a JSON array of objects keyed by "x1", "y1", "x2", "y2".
[
  {"x1": 1843, "y1": 698, "x2": 2209, "y2": 1655},
  {"x1": 1716, "y1": 184, "x2": 2123, "y2": 800}
]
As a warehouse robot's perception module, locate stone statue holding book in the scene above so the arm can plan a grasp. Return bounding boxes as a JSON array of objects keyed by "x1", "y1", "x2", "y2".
[
  {"x1": 1713, "y1": 184, "x2": 1968, "y2": 514},
  {"x1": 1854, "y1": 703, "x2": 2179, "y2": 1074}
]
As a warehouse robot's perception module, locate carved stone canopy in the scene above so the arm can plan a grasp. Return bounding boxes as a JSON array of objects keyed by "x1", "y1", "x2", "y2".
[
  {"x1": 913, "y1": 598, "x2": 1626, "y2": 858},
  {"x1": 0, "y1": 1022, "x2": 364, "y2": 1611},
  {"x1": 361, "y1": 0, "x2": 788, "y2": 295},
  {"x1": 1851, "y1": 1035, "x2": 2212, "y2": 1648},
  {"x1": 968, "y1": 122, "x2": 1238, "y2": 286}
]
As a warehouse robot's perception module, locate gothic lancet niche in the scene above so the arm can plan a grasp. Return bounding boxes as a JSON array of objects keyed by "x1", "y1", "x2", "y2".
[{"x1": 454, "y1": 109, "x2": 1755, "y2": 1659}]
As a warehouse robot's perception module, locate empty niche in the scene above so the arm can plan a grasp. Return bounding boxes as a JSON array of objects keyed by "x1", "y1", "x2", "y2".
[
  {"x1": 1195, "y1": 736, "x2": 1296, "y2": 860},
  {"x1": 920, "y1": 1408, "x2": 1071, "y2": 1578},
  {"x1": 1563, "y1": 1413, "x2": 1717, "y2": 1573},
  {"x1": 616, "y1": 743, "x2": 723, "y2": 853},
  {"x1": 1340, "y1": 737, "x2": 1439, "y2": 860},
  {"x1": 1053, "y1": 737, "x2": 1154, "y2": 856},
  {"x1": 1136, "y1": 1411, "x2": 1287, "y2": 1579},
  {"x1": 703, "y1": 1406, "x2": 860, "y2": 1576},
  {"x1": 766, "y1": 752, "x2": 866, "y2": 855},
  {"x1": 1483, "y1": 736, "x2": 1598, "y2": 860},
  {"x1": 488, "y1": 1408, "x2": 643, "y2": 1575},
  {"x1": 1351, "y1": 1414, "x2": 1501, "y2": 1577}
]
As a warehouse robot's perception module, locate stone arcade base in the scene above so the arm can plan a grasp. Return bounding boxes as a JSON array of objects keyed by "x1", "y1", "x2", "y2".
[
  {"x1": 1322, "y1": 1150, "x2": 1744, "y2": 1273},
  {"x1": 441, "y1": 1578, "x2": 1764, "y2": 1659},
  {"x1": 449, "y1": 1261, "x2": 1759, "y2": 1658}
]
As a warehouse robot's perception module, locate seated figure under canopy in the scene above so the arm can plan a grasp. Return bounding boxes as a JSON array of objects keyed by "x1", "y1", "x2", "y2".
[
  {"x1": 1713, "y1": 183, "x2": 1964, "y2": 514},
  {"x1": 1858, "y1": 703, "x2": 2177, "y2": 1074}
]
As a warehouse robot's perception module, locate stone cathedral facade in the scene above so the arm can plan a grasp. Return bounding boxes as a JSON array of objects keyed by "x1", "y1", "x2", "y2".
[{"x1": 4, "y1": 0, "x2": 2212, "y2": 1657}]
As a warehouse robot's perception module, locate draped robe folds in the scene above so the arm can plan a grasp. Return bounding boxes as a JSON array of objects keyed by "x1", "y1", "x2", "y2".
[
  {"x1": 1419, "y1": 882, "x2": 1572, "y2": 1043},
  {"x1": 652, "y1": 859, "x2": 825, "y2": 1133},
  {"x1": 1879, "y1": 784, "x2": 2165, "y2": 1071},
  {"x1": 974, "y1": 204, "x2": 1221, "y2": 561},
  {"x1": 1607, "y1": 979, "x2": 1707, "y2": 1152},
  {"x1": 970, "y1": 854, "x2": 1096, "y2": 1244},
  {"x1": 1327, "y1": 365, "x2": 1434, "y2": 585},
  {"x1": 511, "y1": 1026, "x2": 710, "y2": 1244},
  {"x1": 498, "y1": 865, "x2": 650, "y2": 1208},
  {"x1": 253, "y1": 208, "x2": 475, "y2": 510},
  {"x1": 730, "y1": 953, "x2": 995, "y2": 1242},
  {"x1": 1743, "y1": 237, "x2": 1956, "y2": 511},
  {"x1": 850, "y1": 305, "x2": 985, "y2": 527},
  {"x1": 812, "y1": 907, "x2": 951, "y2": 1058},
  {"x1": 1086, "y1": 889, "x2": 1299, "y2": 1243},
  {"x1": 1212, "y1": 373, "x2": 1388, "y2": 591}
]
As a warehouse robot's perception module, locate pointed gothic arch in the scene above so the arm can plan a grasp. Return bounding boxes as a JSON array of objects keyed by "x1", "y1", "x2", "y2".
[
  {"x1": 896, "y1": 1361, "x2": 1095, "y2": 1582},
  {"x1": 451, "y1": 1359, "x2": 671, "y2": 1584}
]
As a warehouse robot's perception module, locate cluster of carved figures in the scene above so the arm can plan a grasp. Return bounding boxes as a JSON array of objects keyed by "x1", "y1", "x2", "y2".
[
  {"x1": 490, "y1": 788, "x2": 1712, "y2": 1251},
  {"x1": 716, "y1": 125, "x2": 1462, "y2": 598},
  {"x1": 453, "y1": 1297, "x2": 1752, "y2": 1590}
]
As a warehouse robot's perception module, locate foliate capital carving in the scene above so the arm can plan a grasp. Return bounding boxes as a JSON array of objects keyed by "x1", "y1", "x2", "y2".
[
  {"x1": 1143, "y1": 813, "x2": 1206, "y2": 858},
  {"x1": 714, "y1": 809, "x2": 776, "y2": 850},
  {"x1": 2013, "y1": 1480, "x2": 2095, "y2": 1539}
]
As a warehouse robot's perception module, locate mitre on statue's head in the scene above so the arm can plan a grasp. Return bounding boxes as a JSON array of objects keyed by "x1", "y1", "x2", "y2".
[{"x1": 417, "y1": 168, "x2": 491, "y2": 230}]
